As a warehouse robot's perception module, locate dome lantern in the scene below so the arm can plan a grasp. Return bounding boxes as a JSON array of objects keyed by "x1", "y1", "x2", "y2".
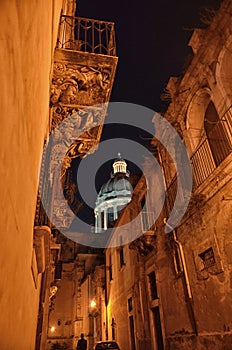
[{"x1": 112, "y1": 153, "x2": 127, "y2": 175}]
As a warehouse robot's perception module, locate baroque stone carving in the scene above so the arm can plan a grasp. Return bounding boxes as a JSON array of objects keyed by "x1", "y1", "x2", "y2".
[
  {"x1": 52, "y1": 199, "x2": 75, "y2": 229},
  {"x1": 48, "y1": 58, "x2": 111, "y2": 231},
  {"x1": 64, "y1": 180, "x2": 83, "y2": 215},
  {"x1": 129, "y1": 233, "x2": 157, "y2": 257},
  {"x1": 48, "y1": 111, "x2": 102, "y2": 230},
  {"x1": 50, "y1": 62, "x2": 111, "y2": 107},
  {"x1": 51, "y1": 106, "x2": 81, "y2": 131},
  {"x1": 49, "y1": 281, "x2": 60, "y2": 311},
  {"x1": 50, "y1": 107, "x2": 105, "y2": 172},
  {"x1": 51, "y1": 105, "x2": 104, "y2": 132}
]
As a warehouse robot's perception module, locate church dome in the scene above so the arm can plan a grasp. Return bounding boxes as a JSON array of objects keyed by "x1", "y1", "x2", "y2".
[
  {"x1": 96, "y1": 154, "x2": 132, "y2": 206},
  {"x1": 97, "y1": 174, "x2": 133, "y2": 203},
  {"x1": 94, "y1": 154, "x2": 133, "y2": 233}
]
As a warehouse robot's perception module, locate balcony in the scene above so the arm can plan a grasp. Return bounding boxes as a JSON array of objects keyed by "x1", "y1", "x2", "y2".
[
  {"x1": 164, "y1": 109, "x2": 232, "y2": 219},
  {"x1": 141, "y1": 211, "x2": 155, "y2": 233},
  {"x1": 56, "y1": 15, "x2": 116, "y2": 56},
  {"x1": 190, "y1": 109, "x2": 232, "y2": 188},
  {"x1": 36, "y1": 15, "x2": 118, "y2": 229},
  {"x1": 129, "y1": 211, "x2": 157, "y2": 257},
  {"x1": 51, "y1": 15, "x2": 118, "y2": 116}
]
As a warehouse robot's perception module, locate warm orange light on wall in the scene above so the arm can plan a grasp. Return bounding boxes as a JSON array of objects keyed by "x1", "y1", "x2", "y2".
[{"x1": 90, "y1": 299, "x2": 97, "y2": 308}]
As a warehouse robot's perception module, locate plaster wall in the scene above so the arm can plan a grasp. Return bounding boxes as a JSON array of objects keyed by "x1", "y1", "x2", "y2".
[
  {"x1": 0, "y1": 1, "x2": 62, "y2": 348},
  {"x1": 177, "y1": 181, "x2": 232, "y2": 332},
  {"x1": 155, "y1": 3, "x2": 232, "y2": 347},
  {"x1": 48, "y1": 265, "x2": 75, "y2": 349},
  {"x1": 106, "y1": 246, "x2": 139, "y2": 350}
]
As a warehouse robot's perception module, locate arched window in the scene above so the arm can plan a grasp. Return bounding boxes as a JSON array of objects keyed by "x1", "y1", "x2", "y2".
[
  {"x1": 217, "y1": 34, "x2": 232, "y2": 104},
  {"x1": 204, "y1": 101, "x2": 231, "y2": 166},
  {"x1": 186, "y1": 89, "x2": 211, "y2": 152},
  {"x1": 187, "y1": 91, "x2": 231, "y2": 187}
]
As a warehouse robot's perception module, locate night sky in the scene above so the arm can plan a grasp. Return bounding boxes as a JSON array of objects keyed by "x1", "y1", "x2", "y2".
[
  {"x1": 73, "y1": 0, "x2": 222, "y2": 226},
  {"x1": 77, "y1": 0, "x2": 221, "y2": 111}
]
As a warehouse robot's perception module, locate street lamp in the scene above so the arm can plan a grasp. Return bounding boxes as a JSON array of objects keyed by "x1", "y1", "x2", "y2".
[{"x1": 90, "y1": 299, "x2": 97, "y2": 309}]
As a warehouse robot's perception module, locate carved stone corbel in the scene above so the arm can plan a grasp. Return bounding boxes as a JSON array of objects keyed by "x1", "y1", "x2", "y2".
[{"x1": 129, "y1": 231, "x2": 157, "y2": 257}]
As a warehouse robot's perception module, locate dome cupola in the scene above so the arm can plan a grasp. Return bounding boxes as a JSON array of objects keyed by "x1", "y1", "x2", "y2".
[{"x1": 94, "y1": 154, "x2": 132, "y2": 233}]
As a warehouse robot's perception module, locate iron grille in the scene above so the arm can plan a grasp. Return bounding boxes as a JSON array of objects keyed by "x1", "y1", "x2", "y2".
[{"x1": 57, "y1": 15, "x2": 116, "y2": 56}]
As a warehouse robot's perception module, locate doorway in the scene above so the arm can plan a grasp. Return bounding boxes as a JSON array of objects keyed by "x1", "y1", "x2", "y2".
[
  {"x1": 152, "y1": 307, "x2": 164, "y2": 350},
  {"x1": 129, "y1": 315, "x2": 136, "y2": 350}
]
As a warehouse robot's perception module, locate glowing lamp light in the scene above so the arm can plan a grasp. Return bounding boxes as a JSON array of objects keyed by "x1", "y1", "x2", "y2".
[
  {"x1": 90, "y1": 300, "x2": 97, "y2": 308},
  {"x1": 51, "y1": 326, "x2": 55, "y2": 333}
]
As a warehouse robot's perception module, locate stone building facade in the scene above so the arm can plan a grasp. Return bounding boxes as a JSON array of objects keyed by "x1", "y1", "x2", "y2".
[
  {"x1": 41, "y1": 2, "x2": 232, "y2": 349},
  {"x1": 34, "y1": 2, "x2": 118, "y2": 350},
  {"x1": 104, "y1": 174, "x2": 160, "y2": 350},
  {"x1": 103, "y1": 1, "x2": 232, "y2": 350},
  {"x1": 2, "y1": 1, "x2": 231, "y2": 350},
  {"x1": 46, "y1": 238, "x2": 105, "y2": 350},
  {"x1": 158, "y1": 0, "x2": 232, "y2": 348}
]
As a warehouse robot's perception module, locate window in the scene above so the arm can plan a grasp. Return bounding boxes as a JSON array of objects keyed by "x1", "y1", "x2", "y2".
[
  {"x1": 141, "y1": 196, "x2": 149, "y2": 231},
  {"x1": 193, "y1": 238, "x2": 223, "y2": 279},
  {"x1": 119, "y1": 247, "x2": 125, "y2": 267},
  {"x1": 152, "y1": 307, "x2": 164, "y2": 350},
  {"x1": 119, "y1": 236, "x2": 125, "y2": 268},
  {"x1": 199, "y1": 247, "x2": 216, "y2": 270},
  {"x1": 109, "y1": 254, "x2": 113, "y2": 281},
  {"x1": 128, "y1": 297, "x2": 133, "y2": 312},
  {"x1": 204, "y1": 101, "x2": 231, "y2": 166},
  {"x1": 108, "y1": 208, "x2": 114, "y2": 224},
  {"x1": 111, "y1": 318, "x2": 116, "y2": 340},
  {"x1": 54, "y1": 261, "x2": 62, "y2": 280},
  {"x1": 148, "y1": 271, "x2": 158, "y2": 300},
  {"x1": 129, "y1": 315, "x2": 136, "y2": 350},
  {"x1": 140, "y1": 196, "x2": 154, "y2": 232},
  {"x1": 187, "y1": 92, "x2": 232, "y2": 188},
  {"x1": 101, "y1": 211, "x2": 104, "y2": 229}
]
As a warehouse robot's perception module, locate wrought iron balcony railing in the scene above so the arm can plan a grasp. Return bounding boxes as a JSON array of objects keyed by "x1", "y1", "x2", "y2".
[
  {"x1": 141, "y1": 211, "x2": 155, "y2": 232},
  {"x1": 165, "y1": 108, "x2": 232, "y2": 217},
  {"x1": 190, "y1": 110, "x2": 232, "y2": 188},
  {"x1": 57, "y1": 15, "x2": 116, "y2": 56}
]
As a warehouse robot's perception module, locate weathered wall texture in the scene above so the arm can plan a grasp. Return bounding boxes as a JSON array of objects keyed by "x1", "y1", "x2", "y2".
[
  {"x1": 103, "y1": 1, "x2": 232, "y2": 350},
  {"x1": 48, "y1": 262, "x2": 76, "y2": 349},
  {"x1": 47, "y1": 251, "x2": 105, "y2": 350},
  {"x1": 161, "y1": 181, "x2": 232, "y2": 350},
  {"x1": 104, "y1": 176, "x2": 155, "y2": 350},
  {"x1": 155, "y1": 0, "x2": 232, "y2": 348},
  {"x1": 0, "y1": 1, "x2": 62, "y2": 348},
  {"x1": 105, "y1": 245, "x2": 139, "y2": 349}
]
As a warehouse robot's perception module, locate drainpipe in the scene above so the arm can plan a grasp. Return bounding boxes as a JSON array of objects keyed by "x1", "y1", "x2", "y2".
[
  {"x1": 156, "y1": 146, "x2": 198, "y2": 335},
  {"x1": 104, "y1": 252, "x2": 109, "y2": 341},
  {"x1": 163, "y1": 218, "x2": 198, "y2": 335}
]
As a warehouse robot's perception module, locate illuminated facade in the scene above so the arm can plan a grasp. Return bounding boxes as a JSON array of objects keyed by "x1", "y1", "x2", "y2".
[
  {"x1": 0, "y1": 0, "x2": 117, "y2": 349},
  {"x1": 2, "y1": 1, "x2": 232, "y2": 350},
  {"x1": 103, "y1": 1, "x2": 232, "y2": 350},
  {"x1": 35, "y1": 1, "x2": 118, "y2": 350},
  {"x1": 0, "y1": 1, "x2": 65, "y2": 349}
]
